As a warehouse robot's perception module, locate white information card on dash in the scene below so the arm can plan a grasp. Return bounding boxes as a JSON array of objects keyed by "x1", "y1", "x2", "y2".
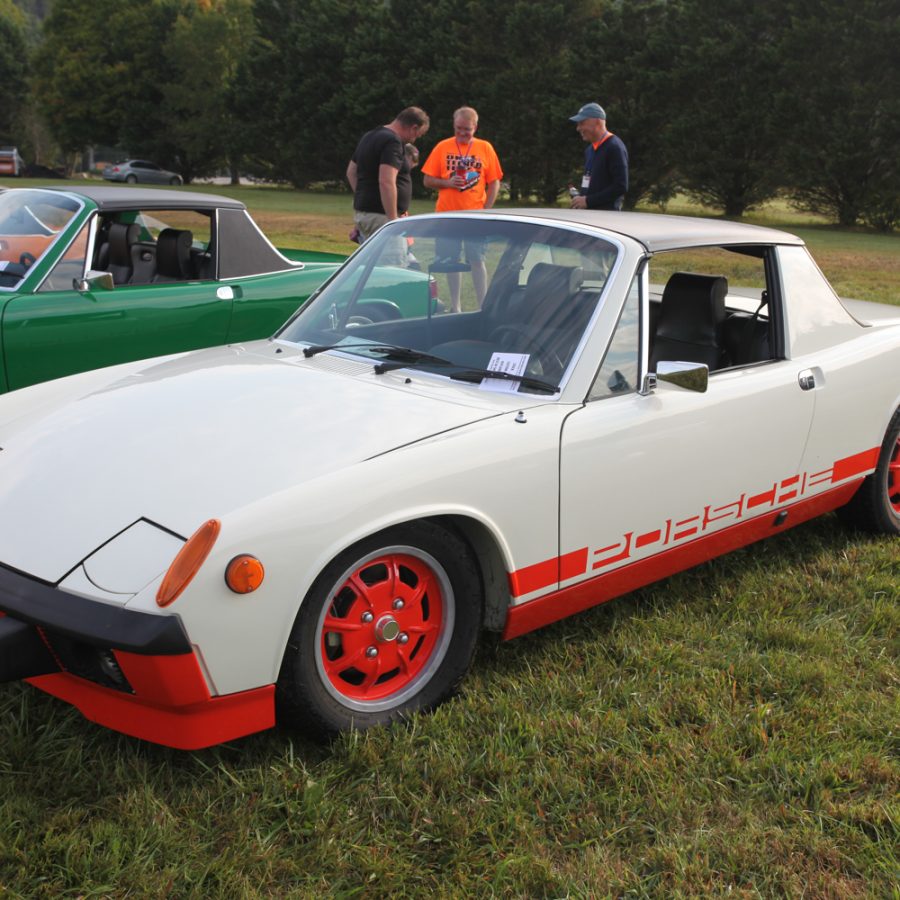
[{"x1": 479, "y1": 352, "x2": 530, "y2": 393}]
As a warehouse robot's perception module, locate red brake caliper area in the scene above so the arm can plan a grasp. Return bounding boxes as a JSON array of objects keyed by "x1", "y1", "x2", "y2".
[
  {"x1": 321, "y1": 553, "x2": 444, "y2": 702},
  {"x1": 888, "y1": 435, "x2": 900, "y2": 514}
]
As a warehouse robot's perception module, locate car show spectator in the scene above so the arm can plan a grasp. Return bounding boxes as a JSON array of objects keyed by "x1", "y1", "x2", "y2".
[
  {"x1": 346, "y1": 107, "x2": 430, "y2": 243},
  {"x1": 568, "y1": 102, "x2": 629, "y2": 211},
  {"x1": 421, "y1": 106, "x2": 504, "y2": 311}
]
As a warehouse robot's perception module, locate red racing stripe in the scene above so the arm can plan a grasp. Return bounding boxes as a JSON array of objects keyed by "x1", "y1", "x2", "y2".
[
  {"x1": 502, "y1": 479, "x2": 861, "y2": 640},
  {"x1": 831, "y1": 448, "x2": 879, "y2": 482},
  {"x1": 508, "y1": 547, "x2": 589, "y2": 597}
]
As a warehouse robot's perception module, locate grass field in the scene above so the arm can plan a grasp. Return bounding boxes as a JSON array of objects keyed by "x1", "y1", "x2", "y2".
[{"x1": 1, "y1": 180, "x2": 897, "y2": 897}]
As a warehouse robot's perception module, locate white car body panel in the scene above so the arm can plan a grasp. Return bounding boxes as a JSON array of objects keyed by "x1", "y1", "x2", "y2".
[
  {"x1": 560, "y1": 360, "x2": 816, "y2": 586},
  {"x1": 0, "y1": 345, "x2": 519, "y2": 581}
]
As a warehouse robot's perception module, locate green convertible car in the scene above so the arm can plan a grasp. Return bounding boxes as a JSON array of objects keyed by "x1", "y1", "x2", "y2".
[{"x1": 0, "y1": 185, "x2": 350, "y2": 393}]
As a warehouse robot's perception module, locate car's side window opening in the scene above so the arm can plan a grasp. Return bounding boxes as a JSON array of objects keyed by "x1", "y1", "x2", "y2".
[
  {"x1": 91, "y1": 210, "x2": 214, "y2": 286},
  {"x1": 37, "y1": 221, "x2": 90, "y2": 293},
  {"x1": 646, "y1": 245, "x2": 777, "y2": 373},
  {"x1": 589, "y1": 271, "x2": 640, "y2": 400}
]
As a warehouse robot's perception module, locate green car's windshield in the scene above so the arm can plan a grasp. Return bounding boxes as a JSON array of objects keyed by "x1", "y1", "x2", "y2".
[
  {"x1": 278, "y1": 216, "x2": 619, "y2": 394},
  {"x1": 0, "y1": 190, "x2": 82, "y2": 289}
]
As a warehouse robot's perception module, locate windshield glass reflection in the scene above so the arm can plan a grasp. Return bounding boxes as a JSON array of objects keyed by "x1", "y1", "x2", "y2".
[
  {"x1": 279, "y1": 216, "x2": 618, "y2": 393},
  {"x1": 0, "y1": 190, "x2": 82, "y2": 289}
]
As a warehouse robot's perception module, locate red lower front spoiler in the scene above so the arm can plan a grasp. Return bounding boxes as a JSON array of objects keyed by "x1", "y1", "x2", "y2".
[
  {"x1": 503, "y1": 480, "x2": 861, "y2": 640},
  {"x1": 27, "y1": 651, "x2": 275, "y2": 750}
]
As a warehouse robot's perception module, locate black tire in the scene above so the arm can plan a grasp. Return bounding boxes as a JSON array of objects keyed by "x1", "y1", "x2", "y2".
[
  {"x1": 837, "y1": 407, "x2": 900, "y2": 535},
  {"x1": 276, "y1": 521, "x2": 482, "y2": 738},
  {"x1": 125, "y1": 174, "x2": 137, "y2": 184}
]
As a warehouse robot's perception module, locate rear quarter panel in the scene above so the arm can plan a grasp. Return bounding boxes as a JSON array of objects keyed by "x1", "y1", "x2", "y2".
[{"x1": 800, "y1": 324, "x2": 900, "y2": 474}]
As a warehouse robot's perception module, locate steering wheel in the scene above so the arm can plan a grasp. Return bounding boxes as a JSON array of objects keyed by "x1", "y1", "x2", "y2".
[
  {"x1": 19, "y1": 252, "x2": 37, "y2": 268},
  {"x1": 489, "y1": 324, "x2": 565, "y2": 376}
]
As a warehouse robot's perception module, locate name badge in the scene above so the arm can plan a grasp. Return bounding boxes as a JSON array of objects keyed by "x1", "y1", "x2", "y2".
[{"x1": 581, "y1": 175, "x2": 591, "y2": 189}]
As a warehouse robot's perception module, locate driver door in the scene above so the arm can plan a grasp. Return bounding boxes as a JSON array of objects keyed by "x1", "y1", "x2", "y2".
[{"x1": 558, "y1": 265, "x2": 816, "y2": 597}]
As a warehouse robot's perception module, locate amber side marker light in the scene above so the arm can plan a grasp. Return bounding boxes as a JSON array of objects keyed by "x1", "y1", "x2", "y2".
[
  {"x1": 156, "y1": 519, "x2": 221, "y2": 608},
  {"x1": 225, "y1": 555, "x2": 265, "y2": 594}
]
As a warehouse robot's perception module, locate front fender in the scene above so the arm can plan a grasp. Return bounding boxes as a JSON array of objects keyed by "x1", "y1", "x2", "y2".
[{"x1": 124, "y1": 405, "x2": 570, "y2": 696}]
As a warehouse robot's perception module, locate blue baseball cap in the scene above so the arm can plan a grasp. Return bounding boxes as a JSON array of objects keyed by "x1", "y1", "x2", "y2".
[{"x1": 569, "y1": 102, "x2": 607, "y2": 122}]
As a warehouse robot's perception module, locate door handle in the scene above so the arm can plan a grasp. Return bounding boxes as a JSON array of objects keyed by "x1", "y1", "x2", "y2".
[{"x1": 216, "y1": 285, "x2": 243, "y2": 300}]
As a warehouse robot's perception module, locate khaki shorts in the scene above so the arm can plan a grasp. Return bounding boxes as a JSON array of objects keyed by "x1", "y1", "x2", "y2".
[
  {"x1": 353, "y1": 211, "x2": 408, "y2": 266},
  {"x1": 354, "y1": 210, "x2": 391, "y2": 241}
]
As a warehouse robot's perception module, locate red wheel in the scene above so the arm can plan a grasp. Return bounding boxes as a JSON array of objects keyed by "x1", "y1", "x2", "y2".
[
  {"x1": 887, "y1": 432, "x2": 900, "y2": 516},
  {"x1": 838, "y1": 408, "x2": 900, "y2": 535},
  {"x1": 277, "y1": 522, "x2": 482, "y2": 737},
  {"x1": 317, "y1": 548, "x2": 451, "y2": 708}
]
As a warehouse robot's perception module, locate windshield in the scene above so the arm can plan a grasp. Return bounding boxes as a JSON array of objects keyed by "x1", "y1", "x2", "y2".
[
  {"x1": 279, "y1": 216, "x2": 618, "y2": 393},
  {"x1": 0, "y1": 190, "x2": 82, "y2": 288}
]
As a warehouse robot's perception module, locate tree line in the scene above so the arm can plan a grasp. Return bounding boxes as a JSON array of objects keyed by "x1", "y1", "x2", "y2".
[{"x1": 3, "y1": 0, "x2": 898, "y2": 230}]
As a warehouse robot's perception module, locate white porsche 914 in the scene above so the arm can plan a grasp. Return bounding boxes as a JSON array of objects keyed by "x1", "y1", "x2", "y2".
[{"x1": 0, "y1": 210, "x2": 897, "y2": 749}]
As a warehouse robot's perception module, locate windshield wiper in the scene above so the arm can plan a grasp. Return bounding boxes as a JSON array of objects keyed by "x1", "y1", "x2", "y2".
[
  {"x1": 303, "y1": 342, "x2": 449, "y2": 363},
  {"x1": 449, "y1": 369, "x2": 560, "y2": 394},
  {"x1": 302, "y1": 341, "x2": 559, "y2": 393}
]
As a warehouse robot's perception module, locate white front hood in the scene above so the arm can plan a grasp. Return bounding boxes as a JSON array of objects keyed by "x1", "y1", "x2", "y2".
[{"x1": 0, "y1": 345, "x2": 504, "y2": 582}]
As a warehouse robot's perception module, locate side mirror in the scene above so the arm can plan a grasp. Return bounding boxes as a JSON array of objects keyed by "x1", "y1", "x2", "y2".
[
  {"x1": 74, "y1": 270, "x2": 115, "y2": 292},
  {"x1": 643, "y1": 360, "x2": 709, "y2": 394}
]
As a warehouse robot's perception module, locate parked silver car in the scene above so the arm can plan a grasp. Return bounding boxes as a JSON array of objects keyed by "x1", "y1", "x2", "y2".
[{"x1": 102, "y1": 159, "x2": 183, "y2": 185}]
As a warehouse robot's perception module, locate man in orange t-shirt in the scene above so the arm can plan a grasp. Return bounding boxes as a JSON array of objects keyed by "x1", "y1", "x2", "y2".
[{"x1": 422, "y1": 106, "x2": 503, "y2": 311}]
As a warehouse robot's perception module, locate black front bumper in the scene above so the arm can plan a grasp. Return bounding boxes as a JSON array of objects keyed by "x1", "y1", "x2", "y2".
[{"x1": 0, "y1": 563, "x2": 192, "y2": 678}]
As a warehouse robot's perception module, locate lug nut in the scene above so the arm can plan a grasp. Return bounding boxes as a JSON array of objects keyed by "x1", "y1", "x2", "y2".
[
  {"x1": 366, "y1": 646, "x2": 378, "y2": 658},
  {"x1": 392, "y1": 598, "x2": 405, "y2": 610},
  {"x1": 361, "y1": 612, "x2": 374, "y2": 623},
  {"x1": 397, "y1": 633, "x2": 410, "y2": 645}
]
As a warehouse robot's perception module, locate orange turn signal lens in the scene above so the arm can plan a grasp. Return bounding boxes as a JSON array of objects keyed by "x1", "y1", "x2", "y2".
[
  {"x1": 225, "y1": 555, "x2": 265, "y2": 594},
  {"x1": 156, "y1": 519, "x2": 221, "y2": 608}
]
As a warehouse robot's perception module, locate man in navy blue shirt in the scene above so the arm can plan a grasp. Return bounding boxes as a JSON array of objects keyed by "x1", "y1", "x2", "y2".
[{"x1": 569, "y1": 102, "x2": 628, "y2": 211}]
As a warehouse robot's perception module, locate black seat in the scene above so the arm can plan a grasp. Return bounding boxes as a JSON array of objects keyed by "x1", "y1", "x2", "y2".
[
  {"x1": 129, "y1": 243, "x2": 157, "y2": 284},
  {"x1": 650, "y1": 272, "x2": 728, "y2": 370},
  {"x1": 722, "y1": 312, "x2": 770, "y2": 365},
  {"x1": 93, "y1": 221, "x2": 112, "y2": 270},
  {"x1": 431, "y1": 262, "x2": 585, "y2": 377},
  {"x1": 152, "y1": 228, "x2": 193, "y2": 282},
  {"x1": 514, "y1": 263, "x2": 583, "y2": 331},
  {"x1": 106, "y1": 222, "x2": 140, "y2": 284}
]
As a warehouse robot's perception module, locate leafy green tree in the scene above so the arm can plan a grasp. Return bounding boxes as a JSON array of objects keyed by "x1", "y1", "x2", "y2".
[
  {"x1": 160, "y1": 0, "x2": 256, "y2": 182},
  {"x1": 778, "y1": 0, "x2": 899, "y2": 228},
  {"x1": 35, "y1": 0, "x2": 177, "y2": 164},
  {"x1": 593, "y1": 0, "x2": 678, "y2": 208},
  {"x1": 663, "y1": 0, "x2": 786, "y2": 217},
  {"x1": 0, "y1": 0, "x2": 29, "y2": 143},
  {"x1": 238, "y1": 0, "x2": 394, "y2": 186}
]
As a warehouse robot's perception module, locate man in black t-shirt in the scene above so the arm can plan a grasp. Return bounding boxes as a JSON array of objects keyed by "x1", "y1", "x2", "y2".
[{"x1": 346, "y1": 107, "x2": 430, "y2": 243}]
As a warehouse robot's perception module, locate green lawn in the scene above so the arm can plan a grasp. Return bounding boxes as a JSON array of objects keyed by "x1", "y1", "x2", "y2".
[{"x1": 0, "y1": 181, "x2": 897, "y2": 897}]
